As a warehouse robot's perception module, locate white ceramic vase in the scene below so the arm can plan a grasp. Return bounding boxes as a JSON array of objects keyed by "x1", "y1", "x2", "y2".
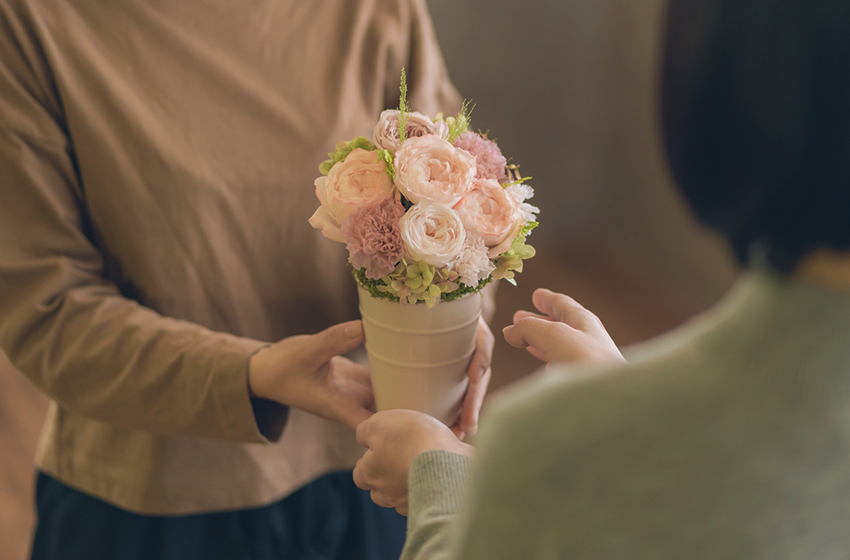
[{"x1": 357, "y1": 287, "x2": 482, "y2": 426}]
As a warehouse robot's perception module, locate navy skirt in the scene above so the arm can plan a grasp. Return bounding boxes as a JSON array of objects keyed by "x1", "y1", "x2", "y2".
[{"x1": 31, "y1": 471, "x2": 406, "y2": 560}]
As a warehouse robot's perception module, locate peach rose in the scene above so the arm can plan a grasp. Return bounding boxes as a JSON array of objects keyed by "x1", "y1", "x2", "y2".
[
  {"x1": 453, "y1": 178, "x2": 521, "y2": 257},
  {"x1": 399, "y1": 202, "x2": 467, "y2": 268},
  {"x1": 308, "y1": 148, "x2": 395, "y2": 242},
  {"x1": 395, "y1": 135, "x2": 476, "y2": 206}
]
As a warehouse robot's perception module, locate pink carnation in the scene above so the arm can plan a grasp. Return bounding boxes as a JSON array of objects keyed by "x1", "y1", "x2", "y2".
[
  {"x1": 453, "y1": 131, "x2": 507, "y2": 182},
  {"x1": 341, "y1": 199, "x2": 406, "y2": 279}
]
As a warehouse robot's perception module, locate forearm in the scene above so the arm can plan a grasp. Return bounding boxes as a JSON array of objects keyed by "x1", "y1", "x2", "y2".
[
  {"x1": 401, "y1": 450, "x2": 473, "y2": 560},
  {"x1": 0, "y1": 274, "x2": 283, "y2": 442}
]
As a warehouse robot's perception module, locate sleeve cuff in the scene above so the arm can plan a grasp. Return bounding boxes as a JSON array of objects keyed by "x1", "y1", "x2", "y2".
[
  {"x1": 408, "y1": 449, "x2": 473, "y2": 518},
  {"x1": 211, "y1": 336, "x2": 289, "y2": 444}
]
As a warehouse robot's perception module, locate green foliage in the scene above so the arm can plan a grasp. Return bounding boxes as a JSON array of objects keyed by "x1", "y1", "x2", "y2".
[
  {"x1": 502, "y1": 176, "x2": 533, "y2": 189},
  {"x1": 518, "y1": 221, "x2": 539, "y2": 238},
  {"x1": 318, "y1": 136, "x2": 376, "y2": 175},
  {"x1": 492, "y1": 221, "x2": 539, "y2": 285},
  {"x1": 352, "y1": 261, "x2": 492, "y2": 307},
  {"x1": 378, "y1": 149, "x2": 395, "y2": 181},
  {"x1": 444, "y1": 275, "x2": 493, "y2": 300},
  {"x1": 446, "y1": 100, "x2": 474, "y2": 142},
  {"x1": 353, "y1": 268, "x2": 400, "y2": 302},
  {"x1": 397, "y1": 68, "x2": 410, "y2": 144}
]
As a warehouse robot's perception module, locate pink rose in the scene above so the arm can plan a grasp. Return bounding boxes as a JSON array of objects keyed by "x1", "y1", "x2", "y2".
[
  {"x1": 399, "y1": 202, "x2": 467, "y2": 268},
  {"x1": 395, "y1": 135, "x2": 476, "y2": 206},
  {"x1": 308, "y1": 148, "x2": 395, "y2": 242},
  {"x1": 372, "y1": 110, "x2": 449, "y2": 153},
  {"x1": 453, "y1": 178, "x2": 521, "y2": 258}
]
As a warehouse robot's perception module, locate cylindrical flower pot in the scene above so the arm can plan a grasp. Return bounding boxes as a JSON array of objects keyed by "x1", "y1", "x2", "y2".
[{"x1": 358, "y1": 287, "x2": 482, "y2": 426}]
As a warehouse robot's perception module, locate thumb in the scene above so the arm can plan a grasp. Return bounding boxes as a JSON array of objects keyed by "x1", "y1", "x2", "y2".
[
  {"x1": 355, "y1": 414, "x2": 375, "y2": 448},
  {"x1": 309, "y1": 320, "x2": 365, "y2": 363}
]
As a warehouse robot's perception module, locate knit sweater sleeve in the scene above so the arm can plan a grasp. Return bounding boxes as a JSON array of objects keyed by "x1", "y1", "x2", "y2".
[
  {"x1": 402, "y1": 386, "x2": 563, "y2": 560},
  {"x1": 400, "y1": 450, "x2": 473, "y2": 560}
]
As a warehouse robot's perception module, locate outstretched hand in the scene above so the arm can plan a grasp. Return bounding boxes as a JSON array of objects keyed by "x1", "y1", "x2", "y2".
[
  {"x1": 503, "y1": 288, "x2": 625, "y2": 366},
  {"x1": 248, "y1": 320, "x2": 375, "y2": 430},
  {"x1": 354, "y1": 409, "x2": 474, "y2": 516}
]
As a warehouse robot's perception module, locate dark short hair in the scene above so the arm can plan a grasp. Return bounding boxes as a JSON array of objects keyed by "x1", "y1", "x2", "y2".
[{"x1": 661, "y1": 0, "x2": 850, "y2": 271}]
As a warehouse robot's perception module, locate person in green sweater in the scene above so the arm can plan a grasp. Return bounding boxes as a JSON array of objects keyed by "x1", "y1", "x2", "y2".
[{"x1": 353, "y1": 0, "x2": 850, "y2": 558}]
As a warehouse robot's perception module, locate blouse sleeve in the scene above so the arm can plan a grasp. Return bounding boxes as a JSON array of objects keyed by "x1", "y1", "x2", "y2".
[{"x1": 0, "y1": 2, "x2": 285, "y2": 443}]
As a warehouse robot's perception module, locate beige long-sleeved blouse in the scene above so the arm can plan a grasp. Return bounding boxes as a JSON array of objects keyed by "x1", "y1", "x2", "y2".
[{"x1": 0, "y1": 0, "x2": 460, "y2": 514}]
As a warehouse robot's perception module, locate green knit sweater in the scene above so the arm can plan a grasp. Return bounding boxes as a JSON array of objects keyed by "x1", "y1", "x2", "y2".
[{"x1": 402, "y1": 269, "x2": 850, "y2": 559}]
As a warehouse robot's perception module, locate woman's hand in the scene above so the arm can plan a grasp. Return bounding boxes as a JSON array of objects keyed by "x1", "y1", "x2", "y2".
[
  {"x1": 503, "y1": 288, "x2": 625, "y2": 365},
  {"x1": 452, "y1": 317, "x2": 494, "y2": 440},
  {"x1": 353, "y1": 410, "x2": 474, "y2": 516},
  {"x1": 248, "y1": 320, "x2": 374, "y2": 430}
]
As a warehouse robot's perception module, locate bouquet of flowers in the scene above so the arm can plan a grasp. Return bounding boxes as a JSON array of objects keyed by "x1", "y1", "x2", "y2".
[
  {"x1": 309, "y1": 72, "x2": 539, "y2": 307},
  {"x1": 308, "y1": 71, "x2": 540, "y2": 424}
]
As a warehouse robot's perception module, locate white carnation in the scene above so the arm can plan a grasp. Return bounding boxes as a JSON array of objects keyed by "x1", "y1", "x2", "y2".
[
  {"x1": 451, "y1": 233, "x2": 495, "y2": 287},
  {"x1": 506, "y1": 184, "x2": 540, "y2": 224}
]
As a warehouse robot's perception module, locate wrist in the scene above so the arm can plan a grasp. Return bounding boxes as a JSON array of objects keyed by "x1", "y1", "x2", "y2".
[
  {"x1": 248, "y1": 346, "x2": 272, "y2": 400},
  {"x1": 413, "y1": 432, "x2": 474, "y2": 465}
]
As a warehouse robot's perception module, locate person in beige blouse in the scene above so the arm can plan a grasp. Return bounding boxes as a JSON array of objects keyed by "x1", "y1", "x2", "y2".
[{"x1": 0, "y1": 0, "x2": 493, "y2": 558}]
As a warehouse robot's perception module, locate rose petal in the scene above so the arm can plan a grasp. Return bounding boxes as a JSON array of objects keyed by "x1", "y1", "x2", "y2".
[
  {"x1": 309, "y1": 207, "x2": 346, "y2": 243},
  {"x1": 314, "y1": 176, "x2": 329, "y2": 206},
  {"x1": 487, "y1": 221, "x2": 523, "y2": 258}
]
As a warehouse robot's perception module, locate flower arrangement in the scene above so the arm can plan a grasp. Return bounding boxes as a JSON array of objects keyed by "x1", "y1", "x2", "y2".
[{"x1": 309, "y1": 71, "x2": 539, "y2": 307}]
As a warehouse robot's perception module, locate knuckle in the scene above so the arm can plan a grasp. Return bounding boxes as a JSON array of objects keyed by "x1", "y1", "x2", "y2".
[
  {"x1": 563, "y1": 307, "x2": 591, "y2": 326},
  {"x1": 371, "y1": 490, "x2": 392, "y2": 508},
  {"x1": 353, "y1": 468, "x2": 368, "y2": 490},
  {"x1": 515, "y1": 317, "x2": 535, "y2": 330}
]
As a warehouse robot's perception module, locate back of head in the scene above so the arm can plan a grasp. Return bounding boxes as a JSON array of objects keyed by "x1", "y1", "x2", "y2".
[{"x1": 661, "y1": 0, "x2": 850, "y2": 271}]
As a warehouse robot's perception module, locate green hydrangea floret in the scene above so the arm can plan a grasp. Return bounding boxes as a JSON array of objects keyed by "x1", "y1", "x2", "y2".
[
  {"x1": 493, "y1": 221, "x2": 539, "y2": 285},
  {"x1": 353, "y1": 261, "x2": 492, "y2": 308},
  {"x1": 318, "y1": 136, "x2": 376, "y2": 175}
]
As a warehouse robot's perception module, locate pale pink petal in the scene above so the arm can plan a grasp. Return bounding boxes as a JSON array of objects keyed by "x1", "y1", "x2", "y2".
[
  {"x1": 314, "y1": 176, "x2": 329, "y2": 206},
  {"x1": 309, "y1": 207, "x2": 346, "y2": 243},
  {"x1": 487, "y1": 221, "x2": 523, "y2": 258}
]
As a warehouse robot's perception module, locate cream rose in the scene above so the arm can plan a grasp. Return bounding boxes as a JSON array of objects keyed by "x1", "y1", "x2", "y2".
[
  {"x1": 395, "y1": 135, "x2": 476, "y2": 206},
  {"x1": 372, "y1": 110, "x2": 449, "y2": 153},
  {"x1": 400, "y1": 202, "x2": 467, "y2": 268},
  {"x1": 454, "y1": 178, "x2": 521, "y2": 257},
  {"x1": 308, "y1": 148, "x2": 395, "y2": 242}
]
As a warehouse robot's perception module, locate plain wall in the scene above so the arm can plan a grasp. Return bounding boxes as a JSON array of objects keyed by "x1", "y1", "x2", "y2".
[{"x1": 428, "y1": 0, "x2": 738, "y2": 309}]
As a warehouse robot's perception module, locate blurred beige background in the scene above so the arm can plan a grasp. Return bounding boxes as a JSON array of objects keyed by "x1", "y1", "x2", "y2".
[
  {"x1": 428, "y1": 0, "x2": 737, "y2": 387},
  {"x1": 0, "y1": 1, "x2": 738, "y2": 558}
]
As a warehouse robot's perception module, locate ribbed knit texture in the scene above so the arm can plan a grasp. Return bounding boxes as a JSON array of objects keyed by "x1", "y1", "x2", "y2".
[
  {"x1": 401, "y1": 450, "x2": 473, "y2": 560},
  {"x1": 409, "y1": 450, "x2": 474, "y2": 515}
]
